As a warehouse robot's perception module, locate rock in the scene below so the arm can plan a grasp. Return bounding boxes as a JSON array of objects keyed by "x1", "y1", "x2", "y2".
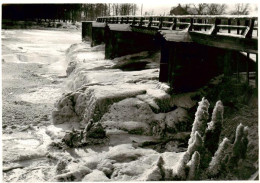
[
  {"x1": 82, "y1": 170, "x2": 109, "y2": 181},
  {"x1": 141, "y1": 165, "x2": 162, "y2": 181},
  {"x1": 53, "y1": 165, "x2": 92, "y2": 181},
  {"x1": 97, "y1": 159, "x2": 114, "y2": 177},
  {"x1": 101, "y1": 98, "x2": 155, "y2": 124},
  {"x1": 103, "y1": 121, "x2": 150, "y2": 135},
  {"x1": 61, "y1": 123, "x2": 107, "y2": 148},
  {"x1": 56, "y1": 159, "x2": 69, "y2": 174},
  {"x1": 171, "y1": 92, "x2": 197, "y2": 109},
  {"x1": 165, "y1": 107, "x2": 189, "y2": 132},
  {"x1": 165, "y1": 141, "x2": 179, "y2": 152},
  {"x1": 86, "y1": 123, "x2": 106, "y2": 139},
  {"x1": 106, "y1": 144, "x2": 155, "y2": 163},
  {"x1": 52, "y1": 84, "x2": 147, "y2": 126}
]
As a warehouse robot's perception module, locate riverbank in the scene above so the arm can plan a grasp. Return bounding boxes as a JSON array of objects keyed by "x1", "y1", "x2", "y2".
[{"x1": 2, "y1": 19, "x2": 81, "y2": 30}]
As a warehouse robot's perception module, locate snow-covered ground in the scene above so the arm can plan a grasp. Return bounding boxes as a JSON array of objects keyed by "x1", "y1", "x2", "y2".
[
  {"x1": 2, "y1": 27, "x2": 258, "y2": 181},
  {"x1": 2, "y1": 29, "x2": 195, "y2": 181}
]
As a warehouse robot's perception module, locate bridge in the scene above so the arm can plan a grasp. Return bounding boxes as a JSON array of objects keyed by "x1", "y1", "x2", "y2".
[{"x1": 82, "y1": 15, "x2": 258, "y2": 92}]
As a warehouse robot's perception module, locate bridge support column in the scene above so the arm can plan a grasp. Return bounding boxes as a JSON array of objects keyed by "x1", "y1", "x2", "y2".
[
  {"x1": 159, "y1": 37, "x2": 170, "y2": 82},
  {"x1": 82, "y1": 21, "x2": 93, "y2": 42},
  {"x1": 82, "y1": 21, "x2": 106, "y2": 46},
  {"x1": 160, "y1": 41, "x2": 225, "y2": 92},
  {"x1": 104, "y1": 26, "x2": 158, "y2": 59}
]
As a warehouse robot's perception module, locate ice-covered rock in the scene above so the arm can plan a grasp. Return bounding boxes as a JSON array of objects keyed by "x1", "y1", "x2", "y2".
[
  {"x1": 171, "y1": 92, "x2": 197, "y2": 109},
  {"x1": 82, "y1": 170, "x2": 109, "y2": 181},
  {"x1": 103, "y1": 121, "x2": 150, "y2": 135},
  {"x1": 165, "y1": 107, "x2": 190, "y2": 132},
  {"x1": 52, "y1": 84, "x2": 147, "y2": 126},
  {"x1": 101, "y1": 98, "x2": 154, "y2": 124},
  {"x1": 53, "y1": 165, "x2": 92, "y2": 181}
]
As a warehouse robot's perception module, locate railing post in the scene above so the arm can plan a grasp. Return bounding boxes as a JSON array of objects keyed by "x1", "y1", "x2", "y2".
[
  {"x1": 228, "y1": 19, "x2": 231, "y2": 33},
  {"x1": 204, "y1": 19, "x2": 207, "y2": 31},
  {"x1": 237, "y1": 19, "x2": 240, "y2": 34},
  {"x1": 211, "y1": 18, "x2": 221, "y2": 35},
  {"x1": 132, "y1": 17, "x2": 136, "y2": 25},
  {"x1": 159, "y1": 17, "x2": 164, "y2": 29},
  {"x1": 198, "y1": 19, "x2": 202, "y2": 31},
  {"x1": 139, "y1": 17, "x2": 144, "y2": 27},
  {"x1": 120, "y1": 17, "x2": 124, "y2": 24},
  {"x1": 245, "y1": 19, "x2": 255, "y2": 38},
  {"x1": 171, "y1": 18, "x2": 177, "y2": 30},
  {"x1": 188, "y1": 18, "x2": 193, "y2": 31},
  {"x1": 148, "y1": 17, "x2": 153, "y2": 27},
  {"x1": 126, "y1": 17, "x2": 129, "y2": 24},
  {"x1": 241, "y1": 19, "x2": 250, "y2": 35}
]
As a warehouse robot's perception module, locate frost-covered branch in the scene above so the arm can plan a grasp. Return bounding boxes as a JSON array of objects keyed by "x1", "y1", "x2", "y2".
[
  {"x1": 204, "y1": 101, "x2": 224, "y2": 155},
  {"x1": 188, "y1": 97, "x2": 210, "y2": 145},
  {"x1": 175, "y1": 98, "x2": 249, "y2": 180}
]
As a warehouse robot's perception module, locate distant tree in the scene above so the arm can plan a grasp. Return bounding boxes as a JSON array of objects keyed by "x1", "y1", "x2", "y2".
[
  {"x1": 170, "y1": 3, "x2": 227, "y2": 15},
  {"x1": 231, "y1": 3, "x2": 250, "y2": 15},
  {"x1": 206, "y1": 4, "x2": 227, "y2": 15},
  {"x1": 192, "y1": 3, "x2": 208, "y2": 15}
]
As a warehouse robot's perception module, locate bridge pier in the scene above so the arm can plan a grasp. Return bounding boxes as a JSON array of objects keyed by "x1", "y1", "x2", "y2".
[
  {"x1": 104, "y1": 25, "x2": 158, "y2": 59},
  {"x1": 82, "y1": 21, "x2": 106, "y2": 46},
  {"x1": 159, "y1": 39, "x2": 225, "y2": 92}
]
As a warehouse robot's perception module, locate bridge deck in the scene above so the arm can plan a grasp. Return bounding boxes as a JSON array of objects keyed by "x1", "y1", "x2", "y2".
[{"x1": 96, "y1": 15, "x2": 258, "y2": 54}]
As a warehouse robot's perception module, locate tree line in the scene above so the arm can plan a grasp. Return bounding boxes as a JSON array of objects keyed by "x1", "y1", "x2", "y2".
[
  {"x1": 2, "y1": 4, "x2": 138, "y2": 22},
  {"x1": 170, "y1": 3, "x2": 253, "y2": 15},
  {"x1": 2, "y1": 3, "x2": 255, "y2": 23}
]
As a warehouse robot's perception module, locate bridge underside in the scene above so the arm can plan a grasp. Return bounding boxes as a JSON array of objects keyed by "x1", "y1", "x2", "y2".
[{"x1": 82, "y1": 21, "x2": 257, "y2": 92}]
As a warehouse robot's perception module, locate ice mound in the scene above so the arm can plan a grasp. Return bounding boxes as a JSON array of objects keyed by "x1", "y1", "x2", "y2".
[
  {"x1": 52, "y1": 84, "x2": 147, "y2": 126},
  {"x1": 48, "y1": 143, "x2": 185, "y2": 181}
]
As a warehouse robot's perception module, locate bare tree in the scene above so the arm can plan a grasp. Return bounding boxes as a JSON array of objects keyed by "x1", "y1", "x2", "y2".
[
  {"x1": 192, "y1": 3, "x2": 207, "y2": 15},
  {"x1": 206, "y1": 4, "x2": 227, "y2": 15},
  {"x1": 231, "y1": 3, "x2": 250, "y2": 15}
]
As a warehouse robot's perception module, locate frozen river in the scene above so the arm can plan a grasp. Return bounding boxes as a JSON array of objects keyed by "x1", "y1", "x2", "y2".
[{"x1": 2, "y1": 29, "x2": 81, "y2": 181}]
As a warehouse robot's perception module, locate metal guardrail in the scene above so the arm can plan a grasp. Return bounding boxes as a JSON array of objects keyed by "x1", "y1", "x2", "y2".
[{"x1": 96, "y1": 15, "x2": 258, "y2": 38}]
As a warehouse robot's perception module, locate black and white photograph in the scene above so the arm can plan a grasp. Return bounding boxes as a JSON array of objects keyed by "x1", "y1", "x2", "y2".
[{"x1": 1, "y1": 1, "x2": 259, "y2": 182}]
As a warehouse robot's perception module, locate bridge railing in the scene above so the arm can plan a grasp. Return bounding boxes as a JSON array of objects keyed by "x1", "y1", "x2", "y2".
[{"x1": 96, "y1": 15, "x2": 258, "y2": 38}]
